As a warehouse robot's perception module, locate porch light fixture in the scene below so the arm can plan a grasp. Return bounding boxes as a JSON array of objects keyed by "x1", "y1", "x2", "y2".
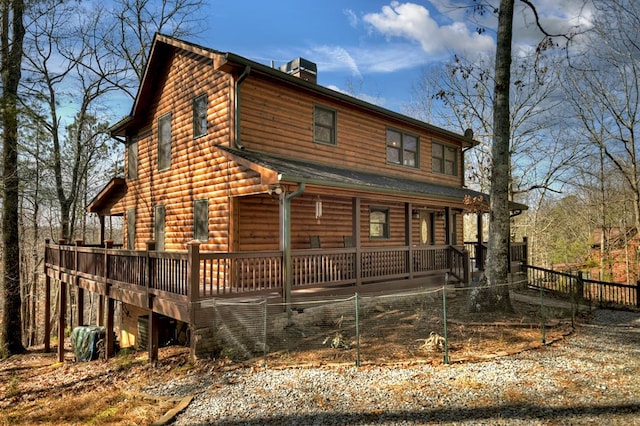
[
  {"x1": 269, "y1": 185, "x2": 283, "y2": 195},
  {"x1": 412, "y1": 209, "x2": 420, "y2": 219}
]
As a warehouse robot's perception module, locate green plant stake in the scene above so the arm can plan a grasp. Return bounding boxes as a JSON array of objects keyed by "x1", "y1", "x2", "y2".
[{"x1": 355, "y1": 293, "x2": 361, "y2": 367}]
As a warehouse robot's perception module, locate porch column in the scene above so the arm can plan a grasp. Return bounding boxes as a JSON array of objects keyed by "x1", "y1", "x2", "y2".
[
  {"x1": 352, "y1": 197, "x2": 362, "y2": 286},
  {"x1": 282, "y1": 183, "x2": 305, "y2": 311},
  {"x1": 445, "y1": 207, "x2": 452, "y2": 245},
  {"x1": 99, "y1": 215, "x2": 105, "y2": 245},
  {"x1": 476, "y1": 213, "x2": 484, "y2": 270},
  {"x1": 406, "y1": 203, "x2": 413, "y2": 278}
]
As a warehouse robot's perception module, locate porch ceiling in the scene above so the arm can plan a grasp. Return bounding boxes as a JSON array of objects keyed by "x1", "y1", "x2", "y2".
[{"x1": 218, "y1": 146, "x2": 528, "y2": 211}]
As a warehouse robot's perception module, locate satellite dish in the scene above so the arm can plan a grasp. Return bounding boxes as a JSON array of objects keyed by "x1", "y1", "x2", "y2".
[{"x1": 464, "y1": 128, "x2": 474, "y2": 139}]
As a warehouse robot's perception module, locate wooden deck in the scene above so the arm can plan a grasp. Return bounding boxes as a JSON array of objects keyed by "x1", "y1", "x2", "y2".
[{"x1": 43, "y1": 239, "x2": 527, "y2": 361}]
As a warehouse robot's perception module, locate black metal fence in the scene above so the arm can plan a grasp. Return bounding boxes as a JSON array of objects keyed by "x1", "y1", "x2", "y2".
[{"x1": 523, "y1": 264, "x2": 640, "y2": 309}]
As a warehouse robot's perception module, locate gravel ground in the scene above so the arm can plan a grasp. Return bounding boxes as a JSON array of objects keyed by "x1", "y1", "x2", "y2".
[{"x1": 145, "y1": 309, "x2": 640, "y2": 425}]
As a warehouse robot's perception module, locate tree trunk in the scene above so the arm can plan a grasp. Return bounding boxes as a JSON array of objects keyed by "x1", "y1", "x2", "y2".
[
  {"x1": 1, "y1": 0, "x2": 26, "y2": 356},
  {"x1": 470, "y1": 0, "x2": 514, "y2": 313}
]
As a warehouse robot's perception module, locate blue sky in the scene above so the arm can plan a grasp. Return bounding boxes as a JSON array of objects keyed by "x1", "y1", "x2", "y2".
[{"x1": 190, "y1": 0, "x2": 591, "y2": 115}]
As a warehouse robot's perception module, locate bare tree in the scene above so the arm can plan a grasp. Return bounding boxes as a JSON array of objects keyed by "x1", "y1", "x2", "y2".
[
  {"x1": 1, "y1": 0, "x2": 26, "y2": 356},
  {"x1": 564, "y1": 0, "x2": 640, "y2": 232}
]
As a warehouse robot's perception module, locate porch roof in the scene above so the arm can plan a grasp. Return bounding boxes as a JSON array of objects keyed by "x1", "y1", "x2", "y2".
[
  {"x1": 86, "y1": 177, "x2": 126, "y2": 215},
  {"x1": 218, "y1": 146, "x2": 528, "y2": 211}
]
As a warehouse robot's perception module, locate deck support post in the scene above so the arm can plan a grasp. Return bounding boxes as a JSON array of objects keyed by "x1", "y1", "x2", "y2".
[
  {"x1": 187, "y1": 241, "x2": 200, "y2": 360},
  {"x1": 57, "y1": 239, "x2": 67, "y2": 362},
  {"x1": 75, "y1": 239, "x2": 84, "y2": 327},
  {"x1": 44, "y1": 239, "x2": 51, "y2": 352},
  {"x1": 406, "y1": 203, "x2": 413, "y2": 279},
  {"x1": 282, "y1": 183, "x2": 305, "y2": 315},
  {"x1": 106, "y1": 297, "x2": 115, "y2": 358},
  {"x1": 148, "y1": 309, "x2": 159, "y2": 364}
]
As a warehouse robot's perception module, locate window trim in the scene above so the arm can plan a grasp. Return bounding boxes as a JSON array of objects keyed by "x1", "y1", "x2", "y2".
[
  {"x1": 432, "y1": 140, "x2": 459, "y2": 176},
  {"x1": 193, "y1": 94, "x2": 208, "y2": 139},
  {"x1": 193, "y1": 199, "x2": 209, "y2": 242},
  {"x1": 157, "y1": 112, "x2": 172, "y2": 171},
  {"x1": 127, "y1": 137, "x2": 138, "y2": 180},
  {"x1": 369, "y1": 206, "x2": 390, "y2": 240},
  {"x1": 386, "y1": 128, "x2": 419, "y2": 168},
  {"x1": 154, "y1": 205, "x2": 166, "y2": 251},
  {"x1": 313, "y1": 104, "x2": 337, "y2": 146}
]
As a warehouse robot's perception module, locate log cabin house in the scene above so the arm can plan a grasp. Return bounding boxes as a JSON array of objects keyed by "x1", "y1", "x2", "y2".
[{"x1": 43, "y1": 34, "x2": 528, "y2": 361}]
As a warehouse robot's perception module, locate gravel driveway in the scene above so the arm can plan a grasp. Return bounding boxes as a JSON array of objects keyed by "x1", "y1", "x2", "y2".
[{"x1": 148, "y1": 309, "x2": 640, "y2": 425}]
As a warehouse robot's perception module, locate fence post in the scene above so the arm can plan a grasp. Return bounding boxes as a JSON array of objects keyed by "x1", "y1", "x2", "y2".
[
  {"x1": 355, "y1": 293, "x2": 361, "y2": 367},
  {"x1": 442, "y1": 285, "x2": 449, "y2": 365}
]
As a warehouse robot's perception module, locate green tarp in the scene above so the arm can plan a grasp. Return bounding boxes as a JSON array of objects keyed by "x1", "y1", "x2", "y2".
[{"x1": 70, "y1": 326, "x2": 106, "y2": 361}]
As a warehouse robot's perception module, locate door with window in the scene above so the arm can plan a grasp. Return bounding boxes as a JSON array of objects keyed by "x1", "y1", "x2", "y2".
[{"x1": 419, "y1": 211, "x2": 434, "y2": 246}]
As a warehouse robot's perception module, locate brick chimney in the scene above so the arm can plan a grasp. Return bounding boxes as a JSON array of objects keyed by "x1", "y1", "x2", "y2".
[{"x1": 278, "y1": 57, "x2": 317, "y2": 84}]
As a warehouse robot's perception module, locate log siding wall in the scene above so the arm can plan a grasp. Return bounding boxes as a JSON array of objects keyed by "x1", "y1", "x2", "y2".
[{"x1": 114, "y1": 46, "x2": 469, "y2": 255}]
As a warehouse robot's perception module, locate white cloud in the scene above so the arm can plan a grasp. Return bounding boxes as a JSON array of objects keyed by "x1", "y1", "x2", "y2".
[
  {"x1": 343, "y1": 9, "x2": 359, "y2": 28},
  {"x1": 363, "y1": 1, "x2": 494, "y2": 56}
]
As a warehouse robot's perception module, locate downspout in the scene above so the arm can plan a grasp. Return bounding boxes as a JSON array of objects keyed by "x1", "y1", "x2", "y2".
[
  {"x1": 283, "y1": 183, "x2": 305, "y2": 319},
  {"x1": 234, "y1": 65, "x2": 251, "y2": 150}
]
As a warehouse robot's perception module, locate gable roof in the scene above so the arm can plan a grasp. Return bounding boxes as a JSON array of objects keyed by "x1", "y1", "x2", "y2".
[
  {"x1": 110, "y1": 34, "x2": 478, "y2": 148},
  {"x1": 218, "y1": 146, "x2": 528, "y2": 212}
]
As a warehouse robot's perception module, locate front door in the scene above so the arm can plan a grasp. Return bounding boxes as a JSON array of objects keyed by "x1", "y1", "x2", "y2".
[{"x1": 419, "y1": 211, "x2": 433, "y2": 245}]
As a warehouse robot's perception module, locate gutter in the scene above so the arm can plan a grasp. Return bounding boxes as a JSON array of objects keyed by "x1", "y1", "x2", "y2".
[{"x1": 234, "y1": 65, "x2": 251, "y2": 149}]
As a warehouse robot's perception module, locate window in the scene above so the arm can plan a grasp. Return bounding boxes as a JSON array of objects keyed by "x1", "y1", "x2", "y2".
[
  {"x1": 127, "y1": 138, "x2": 138, "y2": 180},
  {"x1": 369, "y1": 207, "x2": 390, "y2": 239},
  {"x1": 386, "y1": 129, "x2": 418, "y2": 167},
  {"x1": 126, "y1": 209, "x2": 136, "y2": 250},
  {"x1": 194, "y1": 199, "x2": 209, "y2": 241},
  {"x1": 158, "y1": 113, "x2": 172, "y2": 171},
  {"x1": 314, "y1": 105, "x2": 336, "y2": 145},
  {"x1": 432, "y1": 142, "x2": 458, "y2": 176},
  {"x1": 193, "y1": 94, "x2": 207, "y2": 138},
  {"x1": 154, "y1": 205, "x2": 166, "y2": 251}
]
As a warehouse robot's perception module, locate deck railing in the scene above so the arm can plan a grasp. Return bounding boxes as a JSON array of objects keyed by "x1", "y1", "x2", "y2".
[
  {"x1": 45, "y1": 240, "x2": 518, "y2": 302},
  {"x1": 523, "y1": 264, "x2": 640, "y2": 309}
]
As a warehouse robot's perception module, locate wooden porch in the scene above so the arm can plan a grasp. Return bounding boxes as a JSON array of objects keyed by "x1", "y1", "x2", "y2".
[{"x1": 43, "y1": 238, "x2": 527, "y2": 361}]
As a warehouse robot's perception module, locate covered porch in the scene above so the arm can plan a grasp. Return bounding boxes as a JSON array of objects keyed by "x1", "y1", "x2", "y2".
[{"x1": 43, "y1": 236, "x2": 528, "y2": 362}]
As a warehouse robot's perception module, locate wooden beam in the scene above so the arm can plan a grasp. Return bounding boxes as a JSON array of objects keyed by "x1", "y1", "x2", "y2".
[
  {"x1": 57, "y1": 281, "x2": 66, "y2": 363},
  {"x1": 148, "y1": 309, "x2": 159, "y2": 363},
  {"x1": 44, "y1": 274, "x2": 51, "y2": 352},
  {"x1": 106, "y1": 297, "x2": 115, "y2": 358}
]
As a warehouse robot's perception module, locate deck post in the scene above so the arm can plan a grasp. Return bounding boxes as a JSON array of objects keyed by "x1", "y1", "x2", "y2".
[
  {"x1": 522, "y1": 236, "x2": 528, "y2": 264},
  {"x1": 106, "y1": 297, "x2": 115, "y2": 358},
  {"x1": 148, "y1": 311, "x2": 159, "y2": 364},
  {"x1": 75, "y1": 239, "x2": 84, "y2": 327},
  {"x1": 44, "y1": 239, "x2": 51, "y2": 352},
  {"x1": 187, "y1": 240, "x2": 201, "y2": 305},
  {"x1": 353, "y1": 197, "x2": 362, "y2": 286},
  {"x1": 57, "y1": 239, "x2": 66, "y2": 362}
]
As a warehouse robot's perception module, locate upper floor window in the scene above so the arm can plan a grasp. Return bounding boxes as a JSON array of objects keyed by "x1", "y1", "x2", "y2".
[
  {"x1": 386, "y1": 129, "x2": 418, "y2": 167},
  {"x1": 432, "y1": 141, "x2": 458, "y2": 176},
  {"x1": 126, "y1": 209, "x2": 136, "y2": 250},
  {"x1": 194, "y1": 199, "x2": 209, "y2": 241},
  {"x1": 127, "y1": 138, "x2": 138, "y2": 180},
  {"x1": 154, "y1": 205, "x2": 166, "y2": 251},
  {"x1": 314, "y1": 105, "x2": 336, "y2": 145},
  {"x1": 193, "y1": 94, "x2": 207, "y2": 138},
  {"x1": 369, "y1": 207, "x2": 390, "y2": 239},
  {"x1": 158, "y1": 112, "x2": 172, "y2": 171}
]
